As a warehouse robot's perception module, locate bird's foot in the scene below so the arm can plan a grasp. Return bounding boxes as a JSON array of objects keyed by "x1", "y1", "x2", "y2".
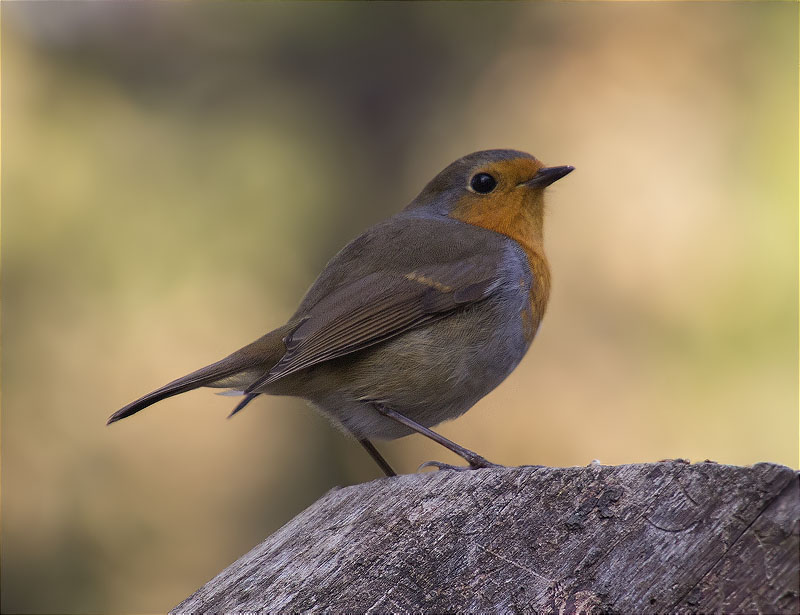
[{"x1": 418, "y1": 456, "x2": 503, "y2": 473}]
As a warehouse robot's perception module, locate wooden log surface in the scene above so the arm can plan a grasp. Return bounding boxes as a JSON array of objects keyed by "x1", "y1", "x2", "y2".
[{"x1": 172, "y1": 462, "x2": 799, "y2": 614}]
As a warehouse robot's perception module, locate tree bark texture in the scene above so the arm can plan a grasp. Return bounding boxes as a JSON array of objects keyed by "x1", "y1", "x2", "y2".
[{"x1": 172, "y1": 462, "x2": 799, "y2": 614}]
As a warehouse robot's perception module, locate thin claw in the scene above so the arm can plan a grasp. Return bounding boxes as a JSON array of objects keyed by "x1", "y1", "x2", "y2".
[
  {"x1": 418, "y1": 460, "x2": 467, "y2": 472},
  {"x1": 418, "y1": 459, "x2": 503, "y2": 472},
  {"x1": 462, "y1": 455, "x2": 502, "y2": 470}
]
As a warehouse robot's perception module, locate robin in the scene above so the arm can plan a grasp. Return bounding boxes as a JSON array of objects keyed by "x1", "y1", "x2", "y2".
[{"x1": 108, "y1": 149, "x2": 573, "y2": 476}]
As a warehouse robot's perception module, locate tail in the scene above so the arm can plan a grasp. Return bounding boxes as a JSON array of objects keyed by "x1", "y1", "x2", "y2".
[{"x1": 107, "y1": 322, "x2": 296, "y2": 425}]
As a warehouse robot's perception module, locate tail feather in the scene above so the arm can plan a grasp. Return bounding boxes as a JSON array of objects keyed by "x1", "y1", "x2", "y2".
[
  {"x1": 107, "y1": 362, "x2": 245, "y2": 425},
  {"x1": 227, "y1": 393, "x2": 260, "y2": 418},
  {"x1": 107, "y1": 323, "x2": 296, "y2": 425}
]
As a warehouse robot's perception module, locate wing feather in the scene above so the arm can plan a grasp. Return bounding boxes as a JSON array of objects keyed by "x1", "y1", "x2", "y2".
[
  {"x1": 244, "y1": 253, "x2": 507, "y2": 393},
  {"x1": 245, "y1": 263, "x2": 498, "y2": 393}
]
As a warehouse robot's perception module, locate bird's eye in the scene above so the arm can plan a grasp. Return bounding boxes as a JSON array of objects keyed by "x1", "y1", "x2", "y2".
[{"x1": 470, "y1": 172, "x2": 497, "y2": 194}]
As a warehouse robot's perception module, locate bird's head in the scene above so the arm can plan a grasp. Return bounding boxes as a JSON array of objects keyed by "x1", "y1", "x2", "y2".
[{"x1": 407, "y1": 149, "x2": 573, "y2": 246}]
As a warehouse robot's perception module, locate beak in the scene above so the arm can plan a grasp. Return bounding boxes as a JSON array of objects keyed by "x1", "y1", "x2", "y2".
[{"x1": 522, "y1": 165, "x2": 574, "y2": 188}]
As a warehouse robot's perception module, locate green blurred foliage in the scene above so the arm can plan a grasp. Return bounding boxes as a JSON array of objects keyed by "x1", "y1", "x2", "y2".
[{"x1": 2, "y1": 3, "x2": 797, "y2": 614}]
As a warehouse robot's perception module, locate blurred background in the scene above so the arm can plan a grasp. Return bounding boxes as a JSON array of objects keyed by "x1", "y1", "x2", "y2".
[{"x1": 2, "y1": 2, "x2": 797, "y2": 613}]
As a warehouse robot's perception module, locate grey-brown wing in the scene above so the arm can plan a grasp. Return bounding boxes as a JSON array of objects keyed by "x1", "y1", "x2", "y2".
[{"x1": 244, "y1": 255, "x2": 505, "y2": 393}]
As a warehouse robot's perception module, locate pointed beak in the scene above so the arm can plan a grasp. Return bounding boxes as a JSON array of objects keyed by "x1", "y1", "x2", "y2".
[{"x1": 522, "y1": 165, "x2": 574, "y2": 188}]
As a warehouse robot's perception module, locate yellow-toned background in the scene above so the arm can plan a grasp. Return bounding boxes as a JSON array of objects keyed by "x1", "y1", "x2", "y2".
[{"x1": 2, "y1": 3, "x2": 797, "y2": 613}]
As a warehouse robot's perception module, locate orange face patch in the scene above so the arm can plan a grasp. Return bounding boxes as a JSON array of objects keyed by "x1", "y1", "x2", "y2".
[{"x1": 449, "y1": 156, "x2": 546, "y2": 248}]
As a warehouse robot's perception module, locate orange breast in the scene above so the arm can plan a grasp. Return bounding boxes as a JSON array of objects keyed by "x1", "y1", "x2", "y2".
[
  {"x1": 451, "y1": 189, "x2": 551, "y2": 345},
  {"x1": 520, "y1": 247, "x2": 551, "y2": 345}
]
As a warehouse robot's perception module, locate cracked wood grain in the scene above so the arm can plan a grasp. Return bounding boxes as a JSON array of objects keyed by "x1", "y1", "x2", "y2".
[{"x1": 171, "y1": 462, "x2": 799, "y2": 614}]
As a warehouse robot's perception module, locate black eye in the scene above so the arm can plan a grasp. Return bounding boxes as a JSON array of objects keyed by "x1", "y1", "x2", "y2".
[{"x1": 470, "y1": 172, "x2": 497, "y2": 194}]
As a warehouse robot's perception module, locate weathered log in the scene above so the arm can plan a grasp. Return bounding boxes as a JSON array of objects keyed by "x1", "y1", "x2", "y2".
[{"x1": 172, "y1": 462, "x2": 799, "y2": 614}]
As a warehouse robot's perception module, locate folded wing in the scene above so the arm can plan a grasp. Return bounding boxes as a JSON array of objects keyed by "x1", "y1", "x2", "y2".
[{"x1": 245, "y1": 254, "x2": 504, "y2": 393}]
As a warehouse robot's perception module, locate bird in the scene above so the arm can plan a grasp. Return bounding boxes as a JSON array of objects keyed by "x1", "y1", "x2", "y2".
[{"x1": 107, "y1": 149, "x2": 573, "y2": 476}]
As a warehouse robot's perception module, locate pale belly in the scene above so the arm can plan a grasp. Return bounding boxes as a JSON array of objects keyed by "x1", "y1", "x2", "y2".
[{"x1": 275, "y1": 299, "x2": 532, "y2": 440}]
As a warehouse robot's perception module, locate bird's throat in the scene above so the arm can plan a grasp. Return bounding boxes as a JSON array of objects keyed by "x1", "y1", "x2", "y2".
[{"x1": 451, "y1": 192, "x2": 551, "y2": 344}]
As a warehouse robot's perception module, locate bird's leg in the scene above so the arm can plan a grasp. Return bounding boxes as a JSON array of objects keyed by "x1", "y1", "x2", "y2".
[
  {"x1": 373, "y1": 404, "x2": 500, "y2": 471},
  {"x1": 357, "y1": 438, "x2": 397, "y2": 477}
]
